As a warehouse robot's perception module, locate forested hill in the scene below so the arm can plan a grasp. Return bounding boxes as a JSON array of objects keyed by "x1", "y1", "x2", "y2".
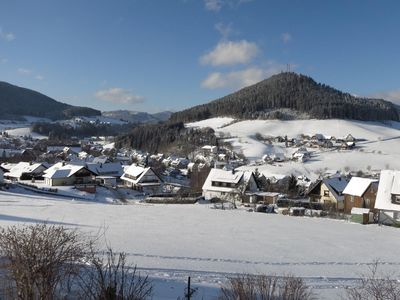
[
  {"x1": 0, "y1": 81, "x2": 100, "y2": 120},
  {"x1": 170, "y1": 72, "x2": 400, "y2": 123}
]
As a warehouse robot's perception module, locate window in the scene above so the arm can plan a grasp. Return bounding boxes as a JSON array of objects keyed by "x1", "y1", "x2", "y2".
[
  {"x1": 324, "y1": 190, "x2": 329, "y2": 196},
  {"x1": 391, "y1": 194, "x2": 400, "y2": 204}
]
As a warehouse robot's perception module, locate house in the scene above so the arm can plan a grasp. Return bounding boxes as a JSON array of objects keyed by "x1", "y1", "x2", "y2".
[
  {"x1": 342, "y1": 177, "x2": 378, "y2": 214},
  {"x1": 374, "y1": 170, "x2": 400, "y2": 224},
  {"x1": 202, "y1": 145, "x2": 217, "y2": 154},
  {"x1": 307, "y1": 176, "x2": 350, "y2": 210},
  {"x1": 292, "y1": 147, "x2": 311, "y2": 162},
  {"x1": 121, "y1": 165, "x2": 163, "y2": 194},
  {"x1": 202, "y1": 169, "x2": 259, "y2": 202},
  {"x1": 4, "y1": 162, "x2": 48, "y2": 181},
  {"x1": 43, "y1": 163, "x2": 96, "y2": 186},
  {"x1": 255, "y1": 192, "x2": 280, "y2": 204},
  {"x1": 86, "y1": 162, "x2": 124, "y2": 178}
]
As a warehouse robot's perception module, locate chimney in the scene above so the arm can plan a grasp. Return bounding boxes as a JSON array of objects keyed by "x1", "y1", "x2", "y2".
[{"x1": 232, "y1": 169, "x2": 235, "y2": 174}]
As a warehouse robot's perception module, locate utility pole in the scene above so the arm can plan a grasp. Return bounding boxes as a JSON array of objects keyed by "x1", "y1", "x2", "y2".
[{"x1": 187, "y1": 276, "x2": 191, "y2": 300}]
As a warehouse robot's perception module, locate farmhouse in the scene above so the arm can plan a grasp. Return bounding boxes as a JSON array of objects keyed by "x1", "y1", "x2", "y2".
[
  {"x1": 307, "y1": 176, "x2": 349, "y2": 210},
  {"x1": 374, "y1": 170, "x2": 400, "y2": 224},
  {"x1": 43, "y1": 163, "x2": 96, "y2": 186},
  {"x1": 343, "y1": 177, "x2": 378, "y2": 214},
  {"x1": 202, "y1": 168, "x2": 259, "y2": 202},
  {"x1": 121, "y1": 165, "x2": 164, "y2": 194}
]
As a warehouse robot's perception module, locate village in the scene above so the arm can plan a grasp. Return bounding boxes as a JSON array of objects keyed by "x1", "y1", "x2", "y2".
[{"x1": 0, "y1": 122, "x2": 399, "y2": 228}]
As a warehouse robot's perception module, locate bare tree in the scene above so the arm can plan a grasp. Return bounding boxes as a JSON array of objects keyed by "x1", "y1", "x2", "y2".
[
  {"x1": 219, "y1": 273, "x2": 313, "y2": 300},
  {"x1": 0, "y1": 223, "x2": 89, "y2": 300},
  {"x1": 346, "y1": 261, "x2": 400, "y2": 300},
  {"x1": 78, "y1": 246, "x2": 153, "y2": 300}
]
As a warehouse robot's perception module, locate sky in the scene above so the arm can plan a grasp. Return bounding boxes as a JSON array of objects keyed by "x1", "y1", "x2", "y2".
[{"x1": 0, "y1": 0, "x2": 400, "y2": 113}]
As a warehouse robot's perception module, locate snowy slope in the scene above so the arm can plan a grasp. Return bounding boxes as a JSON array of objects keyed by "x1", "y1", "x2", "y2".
[
  {"x1": 0, "y1": 189, "x2": 399, "y2": 298},
  {"x1": 6, "y1": 127, "x2": 48, "y2": 140},
  {"x1": 187, "y1": 118, "x2": 400, "y2": 179}
]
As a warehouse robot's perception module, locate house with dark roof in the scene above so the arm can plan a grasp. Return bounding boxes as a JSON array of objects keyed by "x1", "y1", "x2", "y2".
[{"x1": 307, "y1": 176, "x2": 350, "y2": 210}]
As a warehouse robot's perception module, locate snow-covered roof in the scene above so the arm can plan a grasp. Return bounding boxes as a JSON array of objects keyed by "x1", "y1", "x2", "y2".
[
  {"x1": 343, "y1": 177, "x2": 378, "y2": 197},
  {"x1": 86, "y1": 162, "x2": 123, "y2": 177},
  {"x1": 375, "y1": 170, "x2": 400, "y2": 212},
  {"x1": 121, "y1": 165, "x2": 162, "y2": 185},
  {"x1": 43, "y1": 164, "x2": 88, "y2": 179},
  {"x1": 324, "y1": 177, "x2": 349, "y2": 192},
  {"x1": 5, "y1": 162, "x2": 46, "y2": 178},
  {"x1": 202, "y1": 168, "x2": 255, "y2": 193},
  {"x1": 123, "y1": 165, "x2": 147, "y2": 178},
  {"x1": 208, "y1": 168, "x2": 244, "y2": 184}
]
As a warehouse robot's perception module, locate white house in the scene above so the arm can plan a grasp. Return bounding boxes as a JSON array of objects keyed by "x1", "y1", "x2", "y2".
[
  {"x1": 43, "y1": 163, "x2": 96, "y2": 186},
  {"x1": 202, "y1": 168, "x2": 259, "y2": 202},
  {"x1": 375, "y1": 170, "x2": 400, "y2": 224},
  {"x1": 120, "y1": 165, "x2": 163, "y2": 194}
]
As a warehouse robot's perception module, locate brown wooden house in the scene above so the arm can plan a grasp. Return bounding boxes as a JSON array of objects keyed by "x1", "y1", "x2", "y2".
[{"x1": 342, "y1": 177, "x2": 378, "y2": 214}]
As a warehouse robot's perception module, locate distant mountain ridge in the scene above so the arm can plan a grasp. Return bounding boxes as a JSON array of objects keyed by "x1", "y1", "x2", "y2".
[
  {"x1": 102, "y1": 110, "x2": 172, "y2": 123},
  {"x1": 170, "y1": 73, "x2": 400, "y2": 123},
  {"x1": 0, "y1": 81, "x2": 100, "y2": 120}
]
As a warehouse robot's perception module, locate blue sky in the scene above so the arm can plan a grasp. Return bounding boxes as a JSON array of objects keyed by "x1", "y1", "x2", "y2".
[{"x1": 0, "y1": 0, "x2": 400, "y2": 113}]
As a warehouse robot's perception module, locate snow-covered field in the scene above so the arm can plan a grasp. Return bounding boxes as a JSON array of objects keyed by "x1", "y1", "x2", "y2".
[
  {"x1": 0, "y1": 188, "x2": 399, "y2": 299},
  {"x1": 187, "y1": 118, "x2": 400, "y2": 180},
  {"x1": 5, "y1": 127, "x2": 48, "y2": 139}
]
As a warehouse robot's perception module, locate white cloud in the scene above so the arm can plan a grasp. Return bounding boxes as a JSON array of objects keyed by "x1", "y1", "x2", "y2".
[
  {"x1": 215, "y1": 22, "x2": 233, "y2": 39},
  {"x1": 281, "y1": 32, "x2": 292, "y2": 44},
  {"x1": 204, "y1": 0, "x2": 223, "y2": 11},
  {"x1": 370, "y1": 90, "x2": 400, "y2": 105},
  {"x1": 95, "y1": 88, "x2": 145, "y2": 104},
  {"x1": 200, "y1": 40, "x2": 259, "y2": 66},
  {"x1": 204, "y1": 0, "x2": 254, "y2": 11},
  {"x1": 35, "y1": 75, "x2": 44, "y2": 81},
  {"x1": 17, "y1": 68, "x2": 32, "y2": 75},
  {"x1": 201, "y1": 65, "x2": 285, "y2": 90},
  {"x1": 0, "y1": 27, "x2": 15, "y2": 41}
]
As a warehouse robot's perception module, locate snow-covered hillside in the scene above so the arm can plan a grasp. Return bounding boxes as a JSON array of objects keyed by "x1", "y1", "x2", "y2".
[
  {"x1": 0, "y1": 189, "x2": 399, "y2": 299},
  {"x1": 5, "y1": 127, "x2": 48, "y2": 140},
  {"x1": 187, "y1": 118, "x2": 400, "y2": 180}
]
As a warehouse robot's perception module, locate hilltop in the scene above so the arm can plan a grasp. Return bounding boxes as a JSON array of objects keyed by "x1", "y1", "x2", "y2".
[
  {"x1": 170, "y1": 72, "x2": 400, "y2": 123},
  {"x1": 102, "y1": 110, "x2": 172, "y2": 124},
  {"x1": 0, "y1": 81, "x2": 100, "y2": 120}
]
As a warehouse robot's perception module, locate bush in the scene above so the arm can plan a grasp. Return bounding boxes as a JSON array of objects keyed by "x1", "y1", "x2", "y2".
[
  {"x1": 219, "y1": 273, "x2": 313, "y2": 300},
  {"x1": 345, "y1": 261, "x2": 400, "y2": 300},
  {"x1": 78, "y1": 247, "x2": 153, "y2": 300},
  {"x1": 0, "y1": 223, "x2": 89, "y2": 299},
  {"x1": 0, "y1": 224, "x2": 153, "y2": 300}
]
